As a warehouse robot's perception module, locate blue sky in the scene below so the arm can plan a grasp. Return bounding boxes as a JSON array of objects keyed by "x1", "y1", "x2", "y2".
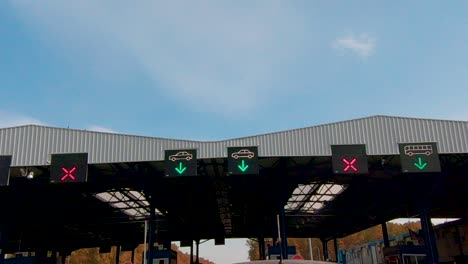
[
  {"x1": 2, "y1": 1, "x2": 468, "y2": 140},
  {"x1": 1, "y1": 1, "x2": 467, "y2": 262}
]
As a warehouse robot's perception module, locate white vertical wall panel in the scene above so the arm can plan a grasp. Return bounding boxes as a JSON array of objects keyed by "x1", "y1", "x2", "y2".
[{"x1": 0, "y1": 116, "x2": 467, "y2": 166}]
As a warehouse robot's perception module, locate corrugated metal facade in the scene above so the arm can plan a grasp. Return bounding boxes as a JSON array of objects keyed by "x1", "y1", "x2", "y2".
[{"x1": 0, "y1": 116, "x2": 467, "y2": 166}]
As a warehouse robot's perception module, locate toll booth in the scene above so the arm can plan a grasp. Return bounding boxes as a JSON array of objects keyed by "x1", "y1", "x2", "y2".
[
  {"x1": 267, "y1": 246, "x2": 296, "y2": 260},
  {"x1": 149, "y1": 249, "x2": 178, "y2": 264},
  {"x1": 383, "y1": 245, "x2": 426, "y2": 264}
]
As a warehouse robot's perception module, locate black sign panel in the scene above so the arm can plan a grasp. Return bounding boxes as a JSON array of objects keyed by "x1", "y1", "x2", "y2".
[
  {"x1": 331, "y1": 144, "x2": 368, "y2": 174},
  {"x1": 399, "y1": 142, "x2": 441, "y2": 173},
  {"x1": 228, "y1": 146, "x2": 259, "y2": 175},
  {"x1": 50, "y1": 153, "x2": 88, "y2": 183},
  {"x1": 0, "y1": 155, "x2": 12, "y2": 186},
  {"x1": 165, "y1": 149, "x2": 197, "y2": 177}
]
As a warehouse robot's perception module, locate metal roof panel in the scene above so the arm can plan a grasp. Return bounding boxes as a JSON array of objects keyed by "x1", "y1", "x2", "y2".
[{"x1": 1, "y1": 116, "x2": 467, "y2": 166}]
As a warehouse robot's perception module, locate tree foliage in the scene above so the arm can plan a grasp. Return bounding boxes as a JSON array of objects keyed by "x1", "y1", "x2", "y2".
[{"x1": 68, "y1": 243, "x2": 215, "y2": 264}]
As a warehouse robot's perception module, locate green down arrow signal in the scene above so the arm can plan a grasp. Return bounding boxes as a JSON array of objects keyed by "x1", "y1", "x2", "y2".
[
  {"x1": 175, "y1": 162, "x2": 187, "y2": 174},
  {"x1": 238, "y1": 160, "x2": 249, "y2": 172},
  {"x1": 413, "y1": 157, "x2": 428, "y2": 170}
]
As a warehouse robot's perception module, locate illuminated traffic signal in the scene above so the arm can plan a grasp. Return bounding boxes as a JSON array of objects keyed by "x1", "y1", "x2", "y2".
[
  {"x1": 50, "y1": 153, "x2": 88, "y2": 183},
  {"x1": 0, "y1": 155, "x2": 12, "y2": 186},
  {"x1": 399, "y1": 142, "x2": 441, "y2": 173},
  {"x1": 228, "y1": 146, "x2": 259, "y2": 175},
  {"x1": 342, "y1": 158, "x2": 358, "y2": 172},
  {"x1": 331, "y1": 145, "x2": 368, "y2": 174},
  {"x1": 165, "y1": 149, "x2": 197, "y2": 177}
]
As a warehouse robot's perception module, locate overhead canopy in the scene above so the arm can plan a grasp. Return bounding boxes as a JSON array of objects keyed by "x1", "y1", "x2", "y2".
[
  {"x1": 2, "y1": 115, "x2": 468, "y2": 167},
  {"x1": 1, "y1": 116, "x2": 468, "y2": 253}
]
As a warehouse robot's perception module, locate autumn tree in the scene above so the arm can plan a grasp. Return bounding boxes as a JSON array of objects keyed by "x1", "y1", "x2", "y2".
[
  {"x1": 67, "y1": 243, "x2": 215, "y2": 264},
  {"x1": 245, "y1": 222, "x2": 422, "y2": 261}
]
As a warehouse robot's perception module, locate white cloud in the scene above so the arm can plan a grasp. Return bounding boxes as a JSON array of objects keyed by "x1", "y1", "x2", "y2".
[
  {"x1": 9, "y1": 1, "x2": 308, "y2": 116},
  {"x1": 333, "y1": 33, "x2": 376, "y2": 57},
  {"x1": 86, "y1": 125, "x2": 117, "y2": 134},
  {"x1": 0, "y1": 111, "x2": 117, "y2": 134},
  {"x1": 0, "y1": 111, "x2": 47, "y2": 128}
]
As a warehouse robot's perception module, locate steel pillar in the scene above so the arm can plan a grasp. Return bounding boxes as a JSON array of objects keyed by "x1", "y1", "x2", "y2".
[
  {"x1": 308, "y1": 238, "x2": 313, "y2": 260},
  {"x1": 115, "y1": 245, "x2": 121, "y2": 264},
  {"x1": 59, "y1": 251, "x2": 67, "y2": 264},
  {"x1": 321, "y1": 238, "x2": 329, "y2": 261},
  {"x1": 334, "y1": 238, "x2": 339, "y2": 262},
  {"x1": 420, "y1": 206, "x2": 439, "y2": 264},
  {"x1": 272, "y1": 218, "x2": 278, "y2": 248},
  {"x1": 143, "y1": 220, "x2": 148, "y2": 264},
  {"x1": 190, "y1": 241, "x2": 193, "y2": 264},
  {"x1": 0, "y1": 225, "x2": 6, "y2": 264},
  {"x1": 382, "y1": 222, "x2": 390, "y2": 247},
  {"x1": 147, "y1": 201, "x2": 156, "y2": 264},
  {"x1": 258, "y1": 237, "x2": 265, "y2": 260},
  {"x1": 279, "y1": 207, "x2": 287, "y2": 259},
  {"x1": 455, "y1": 226, "x2": 465, "y2": 257},
  {"x1": 51, "y1": 250, "x2": 57, "y2": 264},
  {"x1": 195, "y1": 240, "x2": 200, "y2": 264}
]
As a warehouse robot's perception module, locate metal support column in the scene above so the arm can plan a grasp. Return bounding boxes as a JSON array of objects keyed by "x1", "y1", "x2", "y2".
[
  {"x1": 258, "y1": 237, "x2": 265, "y2": 260},
  {"x1": 147, "y1": 201, "x2": 156, "y2": 264},
  {"x1": 455, "y1": 226, "x2": 465, "y2": 257},
  {"x1": 308, "y1": 238, "x2": 313, "y2": 260},
  {"x1": 143, "y1": 220, "x2": 148, "y2": 264},
  {"x1": 51, "y1": 250, "x2": 57, "y2": 264},
  {"x1": 334, "y1": 238, "x2": 339, "y2": 262},
  {"x1": 0, "y1": 225, "x2": 6, "y2": 264},
  {"x1": 321, "y1": 238, "x2": 329, "y2": 261},
  {"x1": 59, "y1": 251, "x2": 67, "y2": 264},
  {"x1": 272, "y1": 223, "x2": 278, "y2": 252},
  {"x1": 36, "y1": 250, "x2": 47, "y2": 261},
  {"x1": 115, "y1": 245, "x2": 121, "y2": 264},
  {"x1": 195, "y1": 240, "x2": 200, "y2": 264},
  {"x1": 279, "y1": 206, "x2": 288, "y2": 259},
  {"x1": 382, "y1": 222, "x2": 390, "y2": 248},
  {"x1": 420, "y1": 206, "x2": 439, "y2": 264},
  {"x1": 190, "y1": 242, "x2": 194, "y2": 264}
]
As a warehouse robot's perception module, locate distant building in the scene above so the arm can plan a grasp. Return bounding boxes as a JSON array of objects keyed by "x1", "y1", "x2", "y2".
[
  {"x1": 338, "y1": 218, "x2": 468, "y2": 264},
  {"x1": 433, "y1": 218, "x2": 468, "y2": 263},
  {"x1": 339, "y1": 233, "x2": 414, "y2": 264}
]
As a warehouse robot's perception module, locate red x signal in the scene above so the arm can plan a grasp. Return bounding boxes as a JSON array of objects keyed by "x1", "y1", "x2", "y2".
[
  {"x1": 61, "y1": 166, "x2": 77, "y2": 181},
  {"x1": 342, "y1": 158, "x2": 358, "y2": 172}
]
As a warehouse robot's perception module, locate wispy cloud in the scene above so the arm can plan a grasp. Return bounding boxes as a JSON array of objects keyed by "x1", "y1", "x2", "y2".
[
  {"x1": 10, "y1": 1, "x2": 308, "y2": 116},
  {"x1": 86, "y1": 125, "x2": 117, "y2": 134},
  {"x1": 0, "y1": 110, "x2": 47, "y2": 128},
  {"x1": 333, "y1": 33, "x2": 376, "y2": 57},
  {"x1": 0, "y1": 110, "x2": 118, "y2": 133}
]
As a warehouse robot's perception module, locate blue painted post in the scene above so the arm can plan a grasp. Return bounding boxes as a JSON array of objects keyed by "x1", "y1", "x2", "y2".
[
  {"x1": 382, "y1": 223, "x2": 390, "y2": 248},
  {"x1": 115, "y1": 245, "x2": 121, "y2": 264},
  {"x1": 0, "y1": 225, "x2": 5, "y2": 264},
  {"x1": 147, "y1": 201, "x2": 156, "y2": 264},
  {"x1": 334, "y1": 238, "x2": 339, "y2": 262},
  {"x1": 420, "y1": 206, "x2": 439, "y2": 263},
  {"x1": 280, "y1": 207, "x2": 288, "y2": 259},
  {"x1": 322, "y1": 238, "x2": 329, "y2": 261}
]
